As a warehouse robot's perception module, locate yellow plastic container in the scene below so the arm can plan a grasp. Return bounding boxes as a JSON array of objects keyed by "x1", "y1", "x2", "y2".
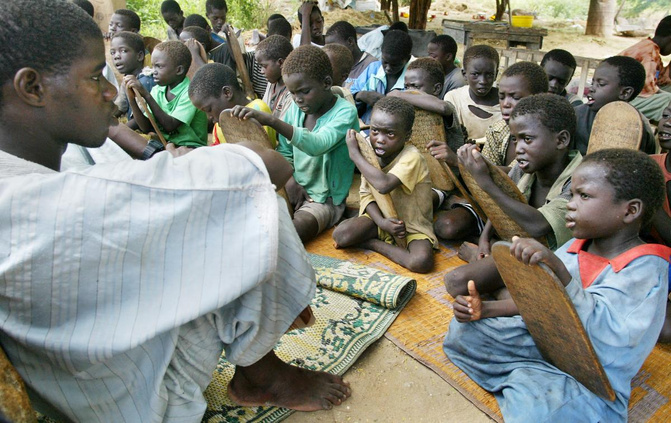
[{"x1": 511, "y1": 15, "x2": 534, "y2": 28}]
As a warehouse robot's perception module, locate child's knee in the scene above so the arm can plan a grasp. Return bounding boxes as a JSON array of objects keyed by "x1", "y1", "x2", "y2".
[
  {"x1": 407, "y1": 250, "x2": 434, "y2": 274},
  {"x1": 444, "y1": 267, "x2": 469, "y2": 297},
  {"x1": 332, "y1": 224, "x2": 353, "y2": 247},
  {"x1": 434, "y1": 211, "x2": 473, "y2": 240}
]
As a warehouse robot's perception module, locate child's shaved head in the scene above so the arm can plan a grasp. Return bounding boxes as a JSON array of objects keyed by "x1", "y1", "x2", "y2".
[
  {"x1": 154, "y1": 40, "x2": 192, "y2": 70},
  {"x1": 463, "y1": 45, "x2": 499, "y2": 70},
  {"x1": 502, "y1": 61, "x2": 549, "y2": 95},
  {"x1": 112, "y1": 31, "x2": 145, "y2": 55},
  {"x1": 282, "y1": 45, "x2": 332, "y2": 83},
  {"x1": 189, "y1": 63, "x2": 240, "y2": 99},
  {"x1": 0, "y1": 0, "x2": 101, "y2": 104},
  {"x1": 373, "y1": 97, "x2": 415, "y2": 133},
  {"x1": 510, "y1": 93, "x2": 576, "y2": 136},
  {"x1": 113, "y1": 9, "x2": 141, "y2": 32},
  {"x1": 323, "y1": 43, "x2": 353, "y2": 85},
  {"x1": 582, "y1": 149, "x2": 664, "y2": 226},
  {"x1": 382, "y1": 30, "x2": 412, "y2": 59},
  {"x1": 407, "y1": 57, "x2": 445, "y2": 87},
  {"x1": 601, "y1": 56, "x2": 646, "y2": 99},
  {"x1": 256, "y1": 35, "x2": 293, "y2": 62}
]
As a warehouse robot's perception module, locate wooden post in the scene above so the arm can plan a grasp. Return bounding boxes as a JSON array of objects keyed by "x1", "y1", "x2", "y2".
[
  {"x1": 408, "y1": 0, "x2": 431, "y2": 30},
  {"x1": 391, "y1": 0, "x2": 400, "y2": 23},
  {"x1": 585, "y1": 0, "x2": 617, "y2": 37}
]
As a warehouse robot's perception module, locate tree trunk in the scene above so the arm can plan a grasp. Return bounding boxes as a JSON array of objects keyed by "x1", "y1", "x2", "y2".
[
  {"x1": 380, "y1": 0, "x2": 389, "y2": 12},
  {"x1": 391, "y1": 0, "x2": 399, "y2": 23},
  {"x1": 585, "y1": 0, "x2": 617, "y2": 37},
  {"x1": 409, "y1": 0, "x2": 431, "y2": 29},
  {"x1": 495, "y1": 0, "x2": 509, "y2": 21}
]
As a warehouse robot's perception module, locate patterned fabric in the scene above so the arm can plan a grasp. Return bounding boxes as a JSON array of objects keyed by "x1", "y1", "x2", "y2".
[
  {"x1": 1, "y1": 146, "x2": 315, "y2": 423},
  {"x1": 201, "y1": 254, "x2": 416, "y2": 422},
  {"x1": 619, "y1": 38, "x2": 671, "y2": 98},
  {"x1": 481, "y1": 119, "x2": 511, "y2": 166}
]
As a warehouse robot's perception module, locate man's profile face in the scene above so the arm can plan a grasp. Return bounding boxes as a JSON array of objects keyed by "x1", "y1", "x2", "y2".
[{"x1": 46, "y1": 37, "x2": 118, "y2": 148}]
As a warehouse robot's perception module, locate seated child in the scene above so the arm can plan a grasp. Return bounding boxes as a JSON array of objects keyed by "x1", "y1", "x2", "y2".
[
  {"x1": 481, "y1": 61, "x2": 548, "y2": 167},
  {"x1": 541, "y1": 49, "x2": 583, "y2": 106},
  {"x1": 325, "y1": 21, "x2": 378, "y2": 89},
  {"x1": 184, "y1": 13, "x2": 222, "y2": 46},
  {"x1": 188, "y1": 63, "x2": 276, "y2": 147},
  {"x1": 111, "y1": 31, "x2": 156, "y2": 122},
  {"x1": 257, "y1": 35, "x2": 294, "y2": 121},
  {"x1": 180, "y1": 25, "x2": 215, "y2": 72},
  {"x1": 433, "y1": 62, "x2": 547, "y2": 243},
  {"x1": 574, "y1": 56, "x2": 657, "y2": 155},
  {"x1": 125, "y1": 40, "x2": 208, "y2": 154},
  {"x1": 444, "y1": 94, "x2": 582, "y2": 298},
  {"x1": 333, "y1": 97, "x2": 436, "y2": 273},
  {"x1": 350, "y1": 30, "x2": 413, "y2": 124},
  {"x1": 161, "y1": 0, "x2": 184, "y2": 40},
  {"x1": 427, "y1": 34, "x2": 466, "y2": 97},
  {"x1": 107, "y1": 8, "x2": 141, "y2": 38},
  {"x1": 444, "y1": 148, "x2": 669, "y2": 422},
  {"x1": 323, "y1": 43, "x2": 355, "y2": 105},
  {"x1": 650, "y1": 99, "x2": 671, "y2": 343},
  {"x1": 444, "y1": 45, "x2": 501, "y2": 142},
  {"x1": 293, "y1": 2, "x2": 324, "y2": 48},
  {"x1": 231, "y1": 45, "x2": 359, "y2": 242},
  {"x1": 268, "y1": 15, "x2": 292, "y2": 40}
]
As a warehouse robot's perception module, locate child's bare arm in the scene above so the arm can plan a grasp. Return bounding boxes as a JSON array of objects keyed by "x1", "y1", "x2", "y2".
[
  {"x1": 426, "y1": 139, "x2": 458, "y2": 167},
  {"x1": 124, "y1": 79, "x2": 152, "y2": 133},
  {"x1": 453, "y1": 280, "x2": 519, "y2": 321},
  {"x1": 354, "y1": 91, "x2": 384, "y2": 107},
  {"x1": 388, "y1": 90, "x2": 454, "y2": 119},
  {"x1": 346, "y1": 129, "x2": 402, "y2": 194},
  {"x1": 125, "y1": 76, "x2": 184, "y2": 133},
  {"x1": 364, "y1": 202, "x2": 406, "y2": 239},
  {"x1": 510, "y1": 236, "x2": 572, "y2": 286},
  {"x1": 299, "y1": 1, "x2": 314, "y2": 46},
  {"x1": 458, "y1": 144, "x2": 551, "y2": 238},
  {"x1": 229, "y1": 106, "x2": 295, "y2": 141},
  {"x1": 236, "y1": 141, "x2": 293, "y2": 189},
  {"x1": 108, "y1": 123, "x2": 150, "y2": 159},
  {"x1": 477, "y1": 220, "x2": 494, "y2": 257}
]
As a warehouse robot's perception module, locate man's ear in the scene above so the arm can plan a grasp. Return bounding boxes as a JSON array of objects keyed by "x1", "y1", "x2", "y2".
[
  {"x1": 619, "y1": 86, "x2": 635, "y2": 102},
  {"x1": 13, "y1": 67, "x2": 47, "y2": 107},
  {"x1": 555, "y1": 129, "x2": 571, "y2": 149},
  {"x1": 622, "y1": 198, "x2": 643, "y2": 223}
]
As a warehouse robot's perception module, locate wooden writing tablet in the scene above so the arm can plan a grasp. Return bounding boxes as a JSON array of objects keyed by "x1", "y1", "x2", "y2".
[
  {"x1": 491, "y1": 241, "x2": 616, "y2": 401},
  {"x1": 355, "y1": 132, "x2": 407, "y2": 249},
  {"x1": 407, "y1": 108, "x2": 455, "y2": 192},
  {"x1": 459, "y1": 156, "x2": 547, "y2": 245},
  {"x1": 587, "y1": 101, "x2": 642, "y2": 154}
]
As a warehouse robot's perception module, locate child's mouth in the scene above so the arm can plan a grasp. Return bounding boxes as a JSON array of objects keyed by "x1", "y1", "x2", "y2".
[
  {"x1": 565, "y1": 215, "x2": 576, "y2": 229},
  {"x1": 659, "y1": 131, "x2": 671, "y2": 142},
  {"x1": 586, "y1": 95, "x2": 595, "y2": 105},
  {"x1": 374, "y1": 147, "x2": 385, "y2": 156},
  {"x1": 517, "y1": 158, "x2": 529, "y2": 170}
]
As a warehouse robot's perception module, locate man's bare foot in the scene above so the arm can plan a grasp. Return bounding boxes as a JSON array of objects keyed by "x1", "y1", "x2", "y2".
[
  {"x1": 228, "y1": 351, "x2": 351, "y2": 411},
  {"x1": 458, "y1": 242, "x2": 479, "y2": 263}
]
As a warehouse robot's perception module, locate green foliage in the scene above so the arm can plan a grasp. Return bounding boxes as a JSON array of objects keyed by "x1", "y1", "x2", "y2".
[
  {"x1": 522, "y1": 0, "x2": 589, "y2": 19},
  {"x1": 126, "y1": 0, "x2": 266, "y2": 39},
  {"x1": 621, "y1": 0, "x2": 671, "y2": 19}
]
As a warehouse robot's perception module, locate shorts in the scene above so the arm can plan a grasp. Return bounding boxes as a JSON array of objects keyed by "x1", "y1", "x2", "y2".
[
  {"x1": 451, "y1": 202, "x2": 486, "y2": 236},
  {"x1": 296, "y1": 197, "x2": 346, "y2": 234}
]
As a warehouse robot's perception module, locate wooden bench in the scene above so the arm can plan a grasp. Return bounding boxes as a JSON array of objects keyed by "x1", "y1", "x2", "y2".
[
  {"x1": 442, "y1": 19, "x2": 548, "y2": 50},
  {"x1": 496, "y1": 48, "x2": 602, "y2": 102}
]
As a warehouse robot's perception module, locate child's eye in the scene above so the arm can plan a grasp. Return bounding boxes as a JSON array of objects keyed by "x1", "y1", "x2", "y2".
[{"x1": 580, "y1": 193, "x2": 590, "y2": 199}]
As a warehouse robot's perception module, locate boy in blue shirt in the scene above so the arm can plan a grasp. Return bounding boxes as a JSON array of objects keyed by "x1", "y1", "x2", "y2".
[{"x1": 111, "y1": 31, "x2": 155, "y2": 122}]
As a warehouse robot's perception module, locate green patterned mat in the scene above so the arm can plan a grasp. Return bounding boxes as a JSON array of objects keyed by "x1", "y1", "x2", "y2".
[{"x1": 201, "y1": 254, "x2": 416, "y2": 422}]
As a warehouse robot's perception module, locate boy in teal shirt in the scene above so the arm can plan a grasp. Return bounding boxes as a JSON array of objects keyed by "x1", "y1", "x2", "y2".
[
  {"x1": 230, "y1": 45, "x2": 359, "y2": 242},
  {"x1": 125, "y1": 40, "x2": 208, "y2": 150}
]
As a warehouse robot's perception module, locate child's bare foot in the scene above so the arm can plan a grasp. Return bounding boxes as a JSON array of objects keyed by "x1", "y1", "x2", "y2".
[
  {"x1": 458, "y1": 242, "x2": 479, "y2": 263},
  {"x1": 228, "y1": 351, "x2": 351, "y2": 411}
]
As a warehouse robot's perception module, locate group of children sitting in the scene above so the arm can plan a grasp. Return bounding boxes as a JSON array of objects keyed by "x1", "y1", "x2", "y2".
[{"x1": 84, "y1": 1, "x2": 671, "y2": 420}]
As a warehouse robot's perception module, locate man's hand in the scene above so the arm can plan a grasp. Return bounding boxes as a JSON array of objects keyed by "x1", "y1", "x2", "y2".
[
  {"x1": 165, "y1": 143, "x2": 193, "y2": 158},
  {"x1": 380, "y1": 218, "x2": 406, "y2": 239},
  {"x1": 453, "y1": 280, "x2": 483, "y2": 322}
]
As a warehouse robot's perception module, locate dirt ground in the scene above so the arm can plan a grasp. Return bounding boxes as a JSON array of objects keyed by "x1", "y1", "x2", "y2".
[{"x1": 277, "y1": 2, "x2": 653, "y2": 422}]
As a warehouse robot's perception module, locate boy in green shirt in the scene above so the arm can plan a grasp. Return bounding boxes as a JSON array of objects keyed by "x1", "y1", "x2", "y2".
[
  {"x1": 230, "y1": 45, "x2": 359, "y2": 242},
  {"x1": 125, "y1": 40, "x2": 208, "y2": 151}
]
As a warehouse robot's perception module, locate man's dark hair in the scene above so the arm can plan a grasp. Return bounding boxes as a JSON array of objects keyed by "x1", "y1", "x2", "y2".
[
  {"x1": 268, "y1": 18, "x2": 292, "y2": 39},
  {"x1": 1, "y1": 0, "x2": 102, "y2": 103},
  {"x1": 189, "y1": 63, "x2": 240, "y2": 99},
  {"x1": 373, "y1": 96, "x2": 415, "y2": 133},
  {"x1": 581, "y1": 148, "x2": 665, "y2": 226},
  {"x1": 654, "y1": 15, "x2": 671, "y2": 38},
  {"x1": 256, "y1": 35, "x2": 293, "y2": 62},
  {"x1": 382, "y1": 30, "x2": 412, "y2": 59},
  {"x1": 206, "y1": 0, "x2": 228, "y2": 13},
  {"x1": 540, "y1": 49, "x2": 577, "y2": 70},
  {"x1": 184, "y1": 14, "x2": 209, "y2": 29},
  {"x1": 112, "y1": 31, "x2": 146, "y2": 55},
  {"x1": 160, "y1": 0, "x2": 182, "y2": 14},
  {"x1": 463, "y1": 45, "x2": 500, "y2": 70},
  {"x1": 114, "y1": 9, "x2": 142, "y2": 32},
  {"x1": 72, "y1": 0, "x2": 94, "y2": 17},
  {"x1": 429, "y1": 35, "x2": 458, "y2": 58},
  {"x1": 154, "y1": 40, "x2": 192, "y2": 70},
  {"x1": 510, "y1": 93, "x2": 576, "y2": 137},
  {"x1": 502, "y1": 61, "x2": 549, "y2": 95},
  {"x1": 282, "y1": 45, "x2": 332, "y2": 83},
  {"x1": 325, "y1": 21, "x2": 357, "y2": 43},
  {"x1": 407, "y1": 57, "x2": 445, "y2": 87},
  {"x1": 601, "y1": 56, "x2": 646, "y2": 100}
]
